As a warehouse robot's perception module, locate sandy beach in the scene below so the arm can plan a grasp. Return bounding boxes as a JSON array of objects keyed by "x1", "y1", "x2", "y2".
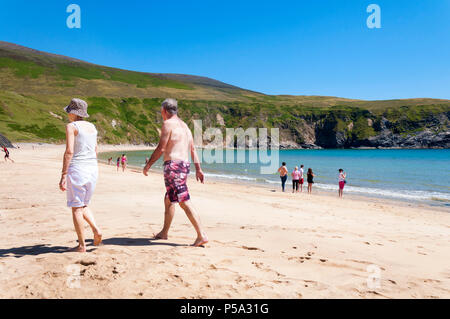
[{"x1": 0, "y1": 144, "x2": 449, "y2": 299}]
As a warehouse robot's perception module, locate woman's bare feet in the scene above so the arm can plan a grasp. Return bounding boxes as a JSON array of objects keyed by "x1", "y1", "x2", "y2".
[
  {"x1": 153, "y1": 231, "x2": 168, "y2": 240},
  {"x1": 192, "y1": 235, "x2": 209, "y2": 247},
  {"x1": 69, "y1": 245, "x2": 86, "y2": 253}
]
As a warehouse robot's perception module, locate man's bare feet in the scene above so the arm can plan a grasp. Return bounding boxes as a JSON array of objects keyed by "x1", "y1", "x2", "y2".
[
  {"x1": 93, "y1": 232, "x2": 103, "y2": 246},
  {"x1": 192, "y1": 235, "x2": 209, "y2": 247},
  {"x1": 153, "y1": 232, "x2": 168, "y2": 240},
  {"x1": 69, "y1": 245, "x2": 86, "y2": 253}
]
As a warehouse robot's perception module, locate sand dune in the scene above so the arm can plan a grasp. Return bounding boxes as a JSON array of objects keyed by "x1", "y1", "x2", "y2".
[{"x1": 0, "y1": 144, "x2": 449, "y2": 298}]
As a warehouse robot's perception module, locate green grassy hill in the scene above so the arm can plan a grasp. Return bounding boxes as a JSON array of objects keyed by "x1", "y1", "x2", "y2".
[{"x1": 0, "y1": 41, "x2": 449, "y2": 148}]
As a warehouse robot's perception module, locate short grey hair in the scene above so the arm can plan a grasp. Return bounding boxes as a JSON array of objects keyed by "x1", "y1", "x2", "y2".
[{"x1": 162, "y1": 98, "x2": 178, "y2": 115}]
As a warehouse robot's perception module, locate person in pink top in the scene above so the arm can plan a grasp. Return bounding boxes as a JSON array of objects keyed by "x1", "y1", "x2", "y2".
[
  {"x1": 338, "y1": 168, "x2": 347, "y2": 198},
  {"x1": 292, "y1": 166, "x2": 301, "y2": 193}
]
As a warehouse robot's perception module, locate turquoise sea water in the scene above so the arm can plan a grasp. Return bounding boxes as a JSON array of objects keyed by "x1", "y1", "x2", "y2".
[{"x1": 100, "y1": 149, "x2": 450, "y2": 206}]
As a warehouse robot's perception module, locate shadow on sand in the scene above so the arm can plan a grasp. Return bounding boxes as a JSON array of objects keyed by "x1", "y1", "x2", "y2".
[
  {"x1": 101, "y1": 237, "x2": 188, "y2": 247},
  {"x1": 0, "y1": 244, "x2": 95, "y2": 258},
  {"x1": 0, "y1": 238, "x2": 187, "y2": 258}
]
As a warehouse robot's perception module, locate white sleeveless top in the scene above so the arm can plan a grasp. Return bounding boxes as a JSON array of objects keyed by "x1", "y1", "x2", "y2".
[{"x1": 70, "y1": 121, "x2": 98, "y2": 167}]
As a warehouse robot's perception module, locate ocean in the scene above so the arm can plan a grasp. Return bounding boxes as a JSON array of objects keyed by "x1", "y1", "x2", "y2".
[{"x1": 100, "y1": 149, "x2": 450, "y2": 206}]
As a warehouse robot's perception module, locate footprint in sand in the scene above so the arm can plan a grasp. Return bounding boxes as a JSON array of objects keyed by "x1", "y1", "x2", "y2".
[
  {"x1": 242, "y1": 246, "x2": 264, "y2": 252},
  {"x1": 252, "y1": 261, "x2": 264, "y2": 269},
  {"x1": 76, "y1": 260, "x2": 96, "y2": 266},
  {"x1": 220, "y1": 259, "x2": 233, "y2": 266}
]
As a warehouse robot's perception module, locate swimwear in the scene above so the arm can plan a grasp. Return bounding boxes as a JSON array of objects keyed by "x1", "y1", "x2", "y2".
[
  {"x1": 299, "y1": 178, "x2": 304, "y2": 185},
  {"x1": 339, "y1": 181, "x2": 345, "y2": 189},
  {"x1": 307, "y1": 173, "x2": 314, "y2": 184},
  {"x1": 163, "y1": 160, "x2": 191, "y2": 203}
]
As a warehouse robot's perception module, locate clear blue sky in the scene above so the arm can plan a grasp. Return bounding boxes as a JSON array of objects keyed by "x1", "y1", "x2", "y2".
[{"x1": 0, "y1": 0, "x2": 449, "y2": 100}]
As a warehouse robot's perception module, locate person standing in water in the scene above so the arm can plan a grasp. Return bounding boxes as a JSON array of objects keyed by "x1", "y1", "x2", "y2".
[
  {"x1": 59, "y1": 98, "x2": 102, "y2": 253},
  {"x1": 307, "y1": 168, "x2": 315, "y2": 194},
  {"x1": 2, "y1": 146, "x2": 14, "y2": 163},
  {"x1": 143, "y1": 98, "x2": 208, "y2": 247},
  {"x1": 278, "y1": 162, "x2": 288, "y2": 192},
  {"x1": 121, "y1": 154, "x2": 127, "y2": 172},
  {"x1": 292, "y1": 166, "x2": 301, "y2": 193},
  {"x1": 116, "y1": 157, "x2": 120, "y2": 172},
  {"x1": 299, "y1": 164, "x2": 304, "y2": 193},
  {"x1": 338, "y1": 168, "x2": 346, "y2": 198}
]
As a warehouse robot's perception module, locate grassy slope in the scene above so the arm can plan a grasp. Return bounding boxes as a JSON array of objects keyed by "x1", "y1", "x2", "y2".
[{"x1": 0, "y1": 41, "x2": 449, "y2": 145}]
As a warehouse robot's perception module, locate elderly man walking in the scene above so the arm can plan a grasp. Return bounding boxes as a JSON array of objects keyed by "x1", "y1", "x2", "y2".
[{"x1": 143, "y1": 98, "x2": 208, "y2": 247}]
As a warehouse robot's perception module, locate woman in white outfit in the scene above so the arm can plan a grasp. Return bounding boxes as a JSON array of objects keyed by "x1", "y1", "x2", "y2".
[{"x1": 59, "y1": 98, "x2": 102, "y2": 252}]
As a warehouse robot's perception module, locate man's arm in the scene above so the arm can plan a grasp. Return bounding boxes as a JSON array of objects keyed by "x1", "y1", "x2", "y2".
[
  {"x1": 143, "y1": 123, "x2": 171, "y2": 176},
  {"x1": 59, "y1": 124, "x2": 75, "y2": 191},
  {"x1": 188, "y1": 129, "x2": 204, "y2": 183}
]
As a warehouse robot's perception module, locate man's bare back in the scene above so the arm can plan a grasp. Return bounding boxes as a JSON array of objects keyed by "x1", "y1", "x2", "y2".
[
  {"x1": 163, "y1": 117, "x2": 193, "y2": 162},
  {"x1": 142, "y1": 98, "x2": 207, "y2": 247}
]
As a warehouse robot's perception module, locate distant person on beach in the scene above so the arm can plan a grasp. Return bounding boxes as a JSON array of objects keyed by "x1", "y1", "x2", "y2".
[
  {"x1": 307, "y1": 168, "x2": 314, "y2": 194},
  {"x1": 121, "y1": 154, "x2": 127, "y2": 172},
  {"x1": 2, "y1": 146, "x2": 14, "y2": 163},
  {"x1": 143, "y1": 98, "x2": 208, "y2": 247},
  {"x1": 108, "y1": 157, "x2": 113, "y2": 165},
  {"x1": 116, "y1": 157, "x2": 120, "y2": 171},
  {"x1": 292, "y1": 166, "x2": 301, "y2": 193},
  {"x1": 278, "y1": 162, "x2": 288, "y2": 192},
  {"x1": 338, "y1": 169, "x2": 347, "y2": 198},
  {"x1": 299, "y1": 164, "x2": 304, "y2": 192},
  {"x1": 59, "y1": 98, "x2": 102, "y2": 253}
]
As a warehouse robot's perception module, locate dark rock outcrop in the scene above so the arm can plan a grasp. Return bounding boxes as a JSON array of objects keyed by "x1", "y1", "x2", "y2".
[
  {"x1": 366, "y1": 130, "x2": 450, "y2": 148},
  {"x1": 0, "y1": 133, "x2": 13, "y2": 148}
]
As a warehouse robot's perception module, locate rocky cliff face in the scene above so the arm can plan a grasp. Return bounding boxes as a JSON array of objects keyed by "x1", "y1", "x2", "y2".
[
  {"x1": 229, "y1": 105, "x2": 450, "y2": 149},
  {"x1": 276, "y1": 109, "x2": 450, "y2": 149}
]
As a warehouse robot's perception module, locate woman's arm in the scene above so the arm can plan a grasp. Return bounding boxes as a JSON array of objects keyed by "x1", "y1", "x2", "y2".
[{"x1": 59, "y1": 124, "x2": 75, "y2": 191}]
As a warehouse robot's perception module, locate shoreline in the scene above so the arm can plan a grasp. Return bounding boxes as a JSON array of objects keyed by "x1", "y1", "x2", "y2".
[
  {"x1": 96, "y1": 148, "x2": 450, "y2": 211},
  {"x1": 9, "y1": 143, "x2": 450, "y2": 209},
  {"x1": 99, "y1": 160, "x2": 449, "y2": 214},
  {"x1": 8, "y1": 142, "x2": 449, "y2": 151}
]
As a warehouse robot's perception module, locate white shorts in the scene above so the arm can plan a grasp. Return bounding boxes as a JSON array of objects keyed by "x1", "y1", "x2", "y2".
[{"x1": 67, "y1": 164, "x2": 98, "y2": 208}]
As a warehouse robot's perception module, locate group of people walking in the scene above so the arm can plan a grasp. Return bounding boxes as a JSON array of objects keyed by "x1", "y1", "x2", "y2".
[
  {"x1": 59, "y1": 98, "x2": 208, "y2": 253},
  {"x1": 278, "y1": 162, "x2": 347, "y2": 197}
]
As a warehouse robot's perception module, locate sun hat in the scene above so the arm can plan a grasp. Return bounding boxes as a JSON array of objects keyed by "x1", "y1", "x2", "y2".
[{"x1": 64, "y1": 98, "x2": 89, "y2": 118}]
